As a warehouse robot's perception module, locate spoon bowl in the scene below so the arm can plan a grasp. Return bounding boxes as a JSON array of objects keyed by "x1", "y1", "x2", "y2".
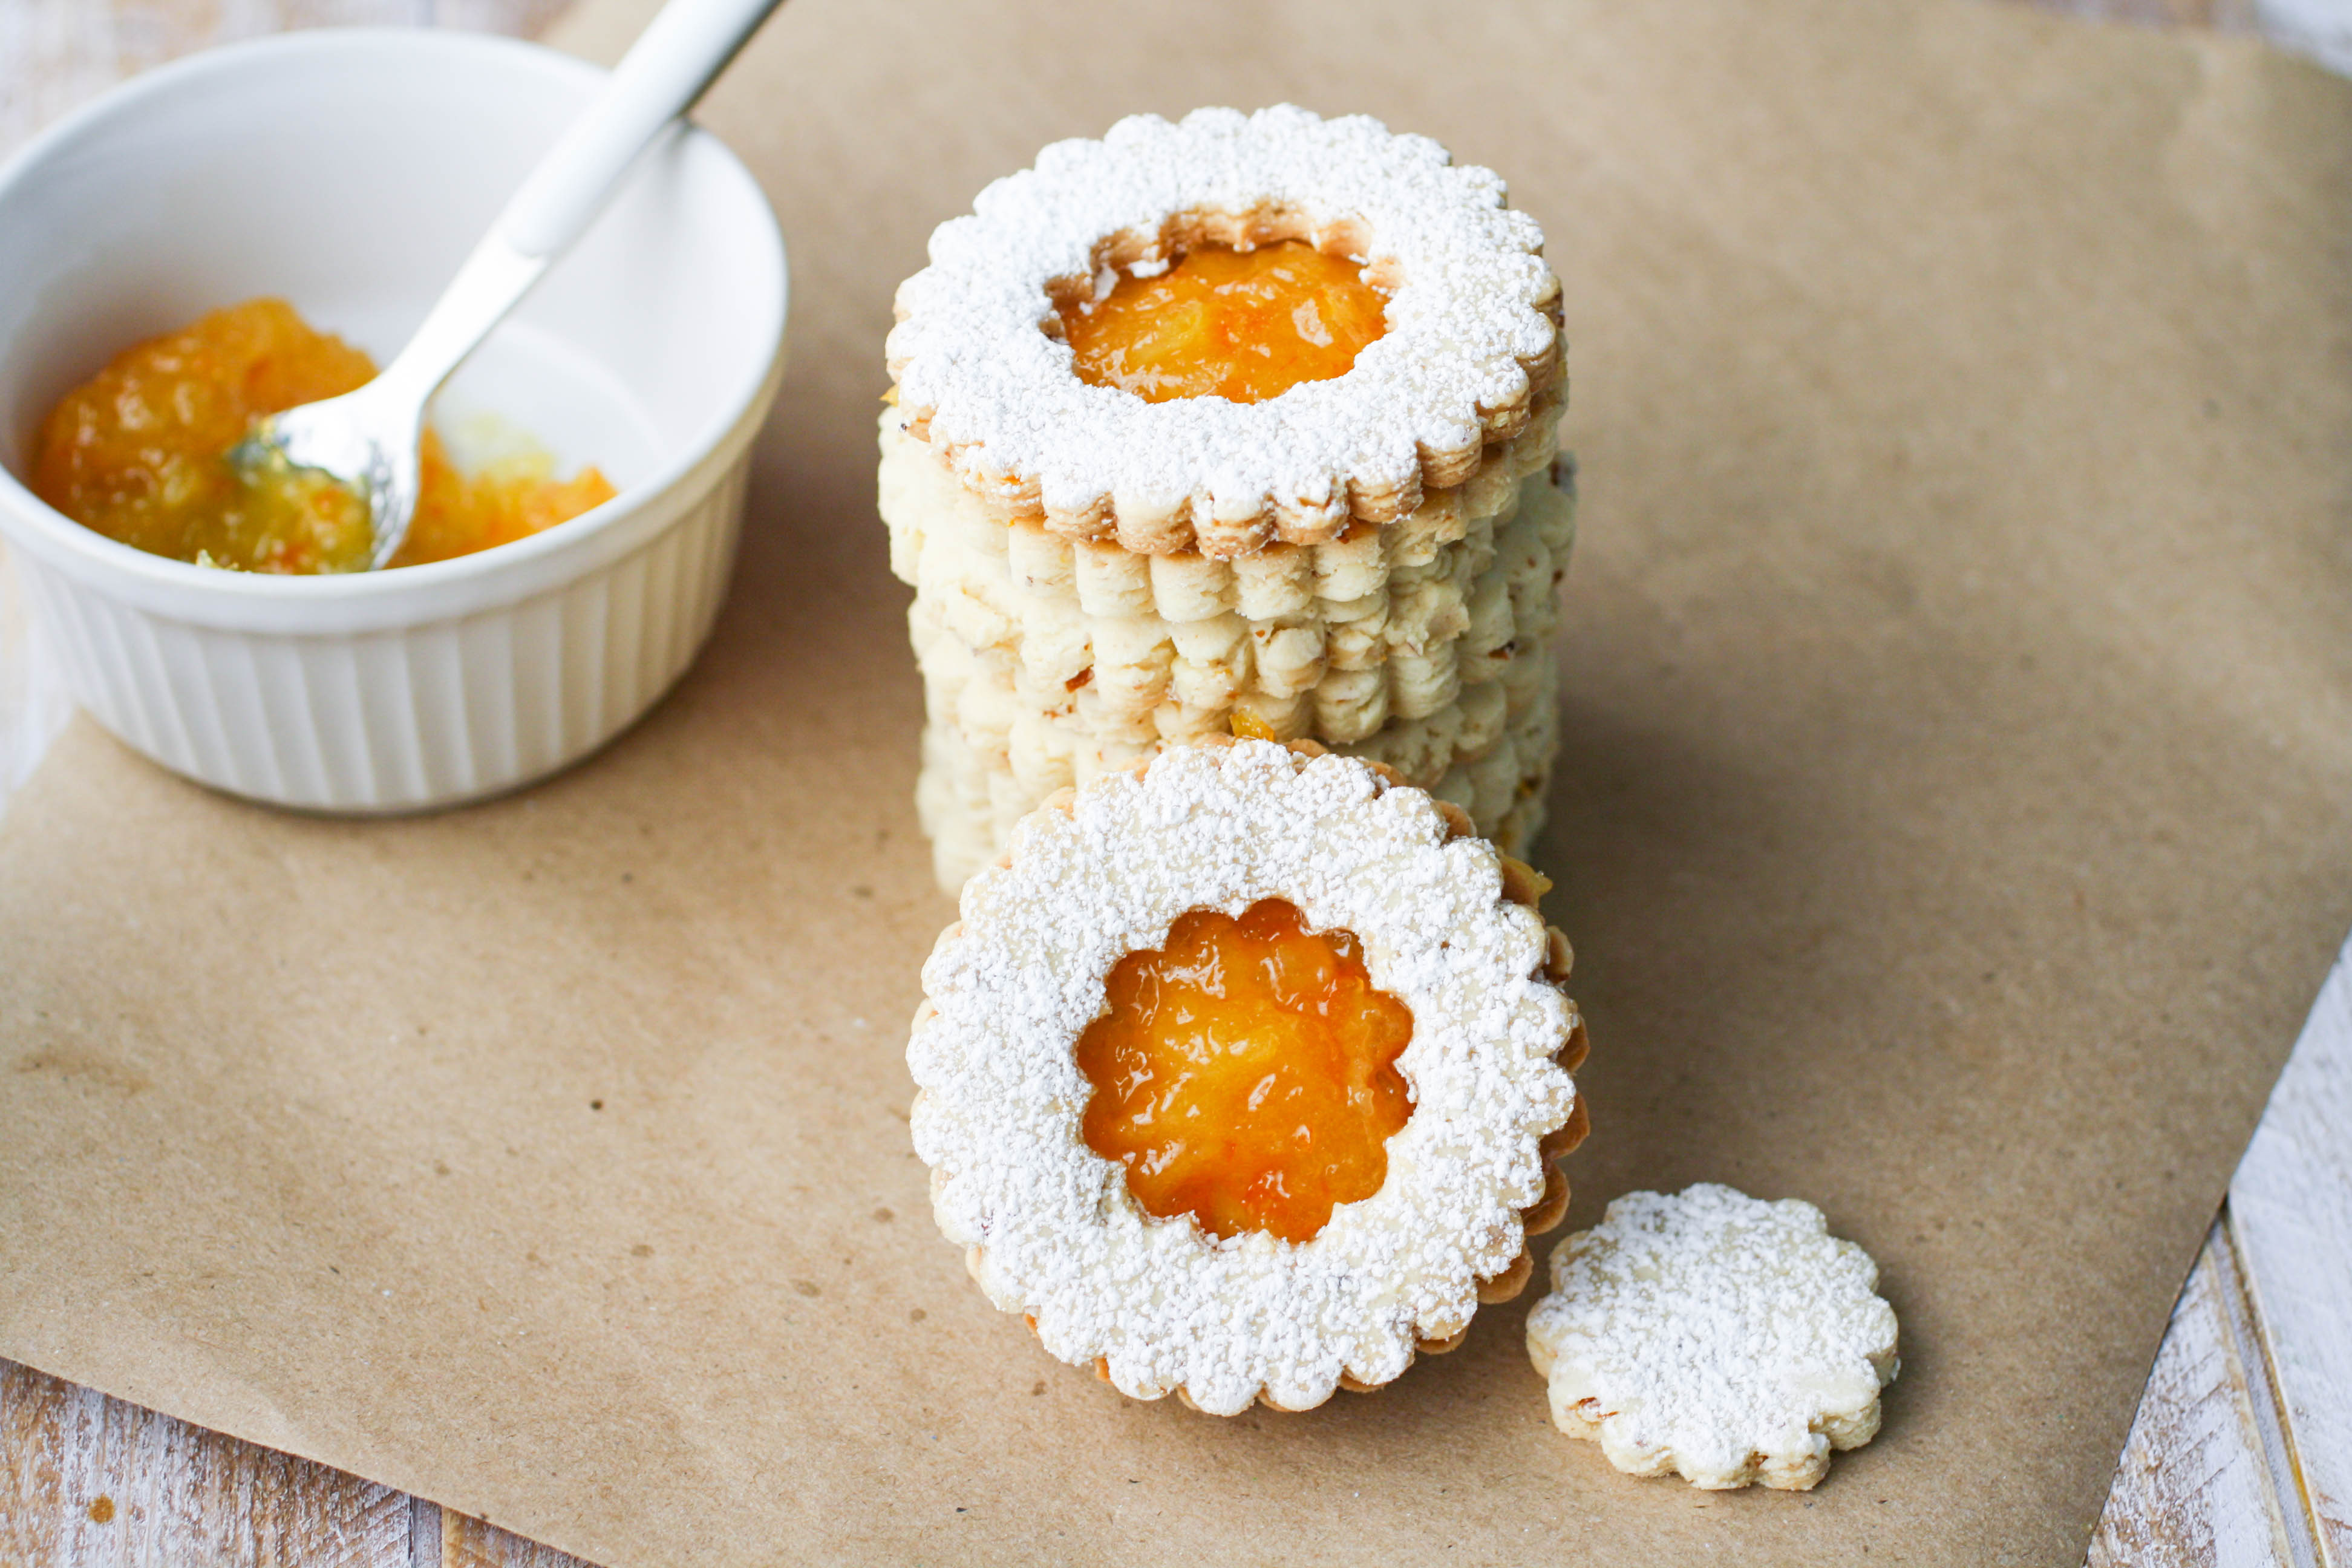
[
  {"x1": 235, "y1": 380, "x2": 422, "y2": 570},
  {"x1": 234, "y1": 0, "x2": 784, "y2": 569}
]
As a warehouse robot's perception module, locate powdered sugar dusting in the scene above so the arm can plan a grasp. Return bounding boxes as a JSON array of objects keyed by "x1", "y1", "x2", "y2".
[
  {"x1": 907, "y1": 741, "x2": 1578, "y2": 1414},
  {"x1": 1526, "y1": 1184, "x2": 1901, "y2": 1490},
  {"x1": 886, "y1": 106, "x2": 1561, "y2": 544}
]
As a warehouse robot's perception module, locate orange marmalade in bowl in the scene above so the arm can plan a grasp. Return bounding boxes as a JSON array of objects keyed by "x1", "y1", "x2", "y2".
[
  {"x1": 1057, "y1": 240, "x2": 1388, "y2": 405},
  {"x1": 30, "y1": 298, "x2": 615, "y2": 573}
]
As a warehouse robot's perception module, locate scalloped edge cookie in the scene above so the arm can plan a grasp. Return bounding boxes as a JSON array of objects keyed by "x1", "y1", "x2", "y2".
[
  {"x1": 886, "y1": 105, "x2": 1566, "y2": 555},
  {"x1": 907, "y1": 738, "x2": 1590, "y2": 1414},
  {"x1": 1526, "y1": 1184, "x2": 1900, "y2": 1490}
]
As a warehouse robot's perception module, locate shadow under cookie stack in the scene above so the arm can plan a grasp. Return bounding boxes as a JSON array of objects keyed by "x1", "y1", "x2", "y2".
[{"x1": 879, "y1": 107, "x2": 1575, "y2": 892}]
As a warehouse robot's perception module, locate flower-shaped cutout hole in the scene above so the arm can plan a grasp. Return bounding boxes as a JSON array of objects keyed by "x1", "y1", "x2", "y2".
[
  {"x1": 1076, "y1": 897, "x2": 1415, "y2": 1243},
  {"x1": 1054, "y1": 240, "x2": 1390, "y2": 405}
]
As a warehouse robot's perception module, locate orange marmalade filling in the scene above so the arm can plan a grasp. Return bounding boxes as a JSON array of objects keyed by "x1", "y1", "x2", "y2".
[
  {"x1": 1057, "y1": 240, "x2": 1388, "y2": 404},
  {"x1": 1075, "y1": 898, "x2": 1415, "y2": 1243},
  {"x1": 30, "y1": 298, "x2": 615, "y2": 574}
]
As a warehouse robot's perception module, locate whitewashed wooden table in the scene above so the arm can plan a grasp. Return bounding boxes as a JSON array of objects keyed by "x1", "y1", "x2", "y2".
[{"x1": 0, "y1": 2, "x2": 2348, "y2": 1564}]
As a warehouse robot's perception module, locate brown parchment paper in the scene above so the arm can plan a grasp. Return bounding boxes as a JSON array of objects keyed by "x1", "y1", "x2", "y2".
[{"x1": 5, "y1": 1, "x2": 2352, "y2": 1563}]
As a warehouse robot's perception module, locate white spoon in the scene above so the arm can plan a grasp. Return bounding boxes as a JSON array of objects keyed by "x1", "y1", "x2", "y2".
[{"x1": 239, "y1": 0, "x2": 786, "y2": 570}]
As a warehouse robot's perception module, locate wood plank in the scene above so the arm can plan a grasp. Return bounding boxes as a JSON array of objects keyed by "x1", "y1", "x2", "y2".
[
  {"x1": 2229, "y1": 933, "x2": 2352, "y2": 1565},
  {"x1": 0, "y1": 1356, "x2": 413, "y2": 1566},
  {"x1": 0, "y1": 1356, "x2": 603, "y2": 1565},
  {"x1": 443, "y1": 1511, "x2": 594, "y2": 1568},
  {"x1": 2089, "y1": 1221, "x2": 2320, "y2": 1568}
]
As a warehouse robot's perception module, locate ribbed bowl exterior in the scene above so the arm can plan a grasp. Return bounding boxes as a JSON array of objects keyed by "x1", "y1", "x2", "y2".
[
  {"x1": 0, "y1": 30, "x2": 789, "y2": 816},
  {"x1": 15, "y1": 456, "x2": 749, "y2": 812}
]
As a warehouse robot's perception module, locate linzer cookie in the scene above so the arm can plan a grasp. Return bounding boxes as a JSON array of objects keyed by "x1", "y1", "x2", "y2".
[
  {"x1": 1525, "y1": 1184, "x2": 1901, "y2": 1491},
  {"x1": 906, "y1": 739, "x2": 1589, "y2": 1414},
  {"x1": 880, "y1": 106, "x2": 1576, "y2": 890}
]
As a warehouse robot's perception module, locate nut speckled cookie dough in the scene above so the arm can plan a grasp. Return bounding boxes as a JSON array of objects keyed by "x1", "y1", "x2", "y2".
[{"x1": 1526, "y1": 1184, "x2": 1900, "y2": 1490}]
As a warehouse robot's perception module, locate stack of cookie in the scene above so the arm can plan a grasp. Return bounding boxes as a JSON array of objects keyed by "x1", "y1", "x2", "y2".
[{"x1": 878, "y1": 106, "x2": 1576, "y2": 891}]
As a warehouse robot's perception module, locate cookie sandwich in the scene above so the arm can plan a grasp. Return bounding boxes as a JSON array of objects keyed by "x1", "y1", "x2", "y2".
[
  {"x1": 881, "y1": 106, "x2": 1575, "y2": 890},
  {"x1": 906, "y1": 739, "x2": 1590, "y2": 1413}
]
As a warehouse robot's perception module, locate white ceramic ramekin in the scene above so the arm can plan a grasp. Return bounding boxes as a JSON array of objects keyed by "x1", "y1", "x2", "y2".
[{"x1": 0, "y1": 30, "x2": 786, "y2": 812}]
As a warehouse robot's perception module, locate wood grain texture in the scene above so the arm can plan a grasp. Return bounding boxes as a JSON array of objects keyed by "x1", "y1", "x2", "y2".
[
  {"x1": 0, "y1": 1357, "x2": 410, "y2": 1567},
  {"x1": 2090, "y1": 928, "x2": 2352, "y2": 1568},
  {"x1": 0, "y1": 1357, "x2": 593, "y2": 1568},
  {"x1": 442, "y1": 1511, "x2": 594, "y2": 1568},
  {"x1": 2090, "y1": 1223, "x2": 2321, "y2": 1568},
  {"x1": 2229, "y1": 934, "x2": 2352, "y2": 1564}
]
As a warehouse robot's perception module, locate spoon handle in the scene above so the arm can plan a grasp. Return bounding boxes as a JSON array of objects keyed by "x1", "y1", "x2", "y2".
[
  {"x1": 501, "y1": 0, "x2": 786, "y2": 260},
  {"x1": 370, "y1": 0, "x2": 784, "y2": 407}
]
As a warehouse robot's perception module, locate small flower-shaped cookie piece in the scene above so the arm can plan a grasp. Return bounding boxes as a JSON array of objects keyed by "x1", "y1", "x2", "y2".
[{"x1": 1525, "y1": 1183, "x2": 1898, "y2": 1490}]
